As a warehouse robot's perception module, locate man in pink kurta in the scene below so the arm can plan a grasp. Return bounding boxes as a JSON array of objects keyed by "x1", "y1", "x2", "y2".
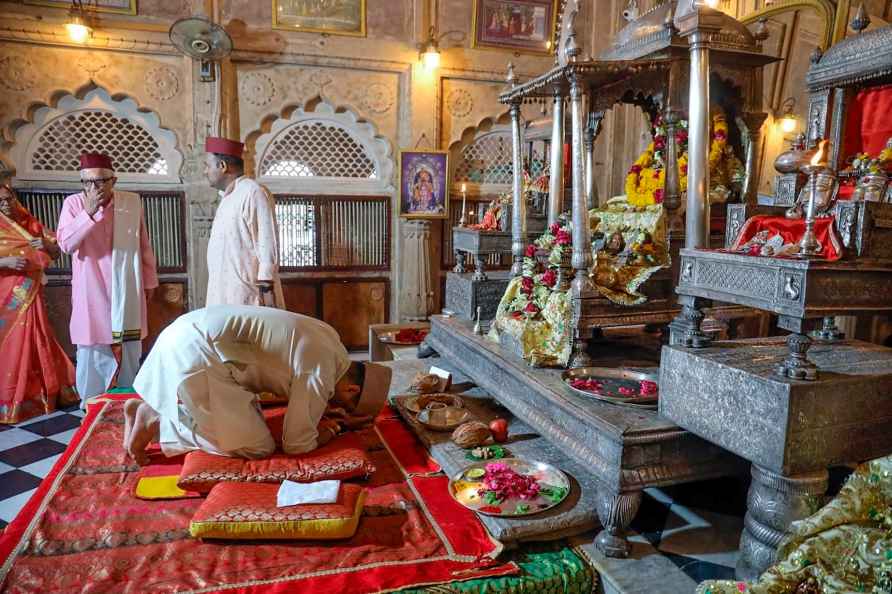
[
  {"x1": 204, "y1": 136, "x2": 283, "y2": 308},
  {"x1": 56, "y1": 153, "x2": 158, "y2": 407}
]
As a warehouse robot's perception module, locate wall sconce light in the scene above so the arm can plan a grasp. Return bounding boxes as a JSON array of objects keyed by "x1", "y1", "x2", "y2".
[
  {"x1": 418, "y1": 26, "x2": 465, "y2": 71},
  {"x1": 65, "y1": 0, "x2": 94, "y2": 43},
  {"x1": 779, "y1": 97, "x2": 798, "y2": 134}
]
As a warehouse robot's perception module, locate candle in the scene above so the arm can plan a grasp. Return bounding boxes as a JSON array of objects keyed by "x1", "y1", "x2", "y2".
[{"x1": 459, "y1": 183, "x2": 468, "y2": 227}]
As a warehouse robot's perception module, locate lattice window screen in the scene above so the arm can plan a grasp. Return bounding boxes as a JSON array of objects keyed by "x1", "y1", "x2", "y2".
[
  {"x1": 31, "y1": 111, "x2": 167, "y2": 176},
  {"x1": 18, "y1": 189, "x2": 185, "y2": 273},
  {"x1": 454, "y1": 133, "x2": 513, "y2": 185},
  {"x1": 260, "y1": 122, "x2": 377, "y2": 179},
  {"x1": 276, "y1": 195, "x2": 389, "y2": 270}
]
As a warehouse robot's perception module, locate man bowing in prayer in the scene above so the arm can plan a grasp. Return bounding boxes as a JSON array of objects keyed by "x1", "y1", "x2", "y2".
[
  {"x1": 57, "y1": 153, "x2": 158, "y2": 408},
  {"x1": 204, "y1": 137, "x2": 284, "y2": 308},
  {"x1": 126, "y1": 305, "x2": 392, "y2": 465}
]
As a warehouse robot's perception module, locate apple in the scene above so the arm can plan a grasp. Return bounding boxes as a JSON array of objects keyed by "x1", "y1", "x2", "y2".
[{"x1": 489, "y1": 418, "x2": 509, "y2": 443}]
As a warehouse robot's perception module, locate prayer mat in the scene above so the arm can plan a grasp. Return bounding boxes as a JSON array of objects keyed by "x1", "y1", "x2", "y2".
[{"x1": 0, "y1": 394, "x2": 517, "y2": 593}]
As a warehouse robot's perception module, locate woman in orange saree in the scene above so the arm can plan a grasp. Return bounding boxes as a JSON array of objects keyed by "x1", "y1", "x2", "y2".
[{"x1": 0, "y1": 184, "x2": 77, "y2": 423}]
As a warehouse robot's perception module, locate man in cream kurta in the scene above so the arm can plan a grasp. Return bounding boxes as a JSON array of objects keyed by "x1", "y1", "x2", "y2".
[
  {"x1": 204, "y1": 136, "x2": 284, "y2": 308},
  {"x1": 128, "y1": 305, "x2": 391, "y2": 464}
]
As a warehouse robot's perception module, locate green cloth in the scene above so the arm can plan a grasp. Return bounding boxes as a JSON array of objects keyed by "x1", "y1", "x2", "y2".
[
  {"x1": 699, "y1": 454, "x2": 892, "y2": 594},
  {"x1": 402, "y1": 541, "x2": 596, "y2": 593}
]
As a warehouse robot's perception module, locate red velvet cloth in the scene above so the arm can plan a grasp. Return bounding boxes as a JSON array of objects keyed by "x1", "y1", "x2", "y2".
[
  {"x1": 0, "y1": 397, "x2": 515, "y2": 593},
  {"x1": 843, "y1": 84, "x2": 892, "y2": 158},
  {"x1": 730, "y1": 215, "x2": 843, "y2": 261}
]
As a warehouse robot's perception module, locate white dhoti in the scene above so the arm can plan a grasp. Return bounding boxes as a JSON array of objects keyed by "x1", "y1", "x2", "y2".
[{"x1": 75, "y1": 342, "x2": 142, "y2": 408}]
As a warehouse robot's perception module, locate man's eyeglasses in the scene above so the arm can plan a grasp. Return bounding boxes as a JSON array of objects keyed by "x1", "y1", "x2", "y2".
[{"x1": 81, "y1": 177, "x2": 113, "y2": 188}]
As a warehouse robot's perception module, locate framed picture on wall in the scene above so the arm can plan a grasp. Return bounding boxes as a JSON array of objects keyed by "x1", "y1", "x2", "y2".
[
  {"x1": 398, "y1": 150, "x2": 449, "y2": 219},
  {"x1": 24, "y1": 0, "x2": 136, "y2": 14},
  {"x1": 272, "y1": 0, "x2": 366, "y2": 37},
  {"x1": 471, "y1": 0, "x2": 558, "y2": 54}
]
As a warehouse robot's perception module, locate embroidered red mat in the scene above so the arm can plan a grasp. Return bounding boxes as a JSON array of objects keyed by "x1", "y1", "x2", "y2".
[{"x1": 0, "y1": 395, "x2": 515, "y2": 593}]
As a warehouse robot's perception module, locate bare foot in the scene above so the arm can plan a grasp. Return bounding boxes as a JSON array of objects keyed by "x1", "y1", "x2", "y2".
[
  {"x1": 126, "y1": 402, "x2": 160, "y2": 466},
  {"x1": 122, "y1": 399, "x2": 141, "y2": 451}
]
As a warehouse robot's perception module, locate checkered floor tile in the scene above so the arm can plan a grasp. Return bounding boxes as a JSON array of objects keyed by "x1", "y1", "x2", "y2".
[{"x1": 0, "y1": 405, "x2": 83, "y2": 530}]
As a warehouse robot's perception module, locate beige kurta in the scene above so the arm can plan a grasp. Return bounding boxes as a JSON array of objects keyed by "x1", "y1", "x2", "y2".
[
  {"x1": 132, "y1": 305, "x2": 351, "y2": 458},
  {"x1": 206, "y1": 177, "x2": 284, "y2": 308}
]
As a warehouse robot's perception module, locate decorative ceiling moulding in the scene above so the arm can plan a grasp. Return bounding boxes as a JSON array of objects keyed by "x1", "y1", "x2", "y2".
[
  {"x1": 741, "y1": 0, "x2": 835, "y2": 50},
  {"x1": 0, "y1": 23, "x2": 178, "y2": 55},
  {"x1": 252, "y1": 100, "x2": 394, "y2": 196},
  {"x1": 10, "y1": 87, "x2": 183, "y2": 185}
]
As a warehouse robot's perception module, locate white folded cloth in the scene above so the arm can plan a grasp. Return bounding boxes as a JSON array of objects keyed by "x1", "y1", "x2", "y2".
[{"x1": 276, "y1": 480, "x2": 341, "y2": 507}]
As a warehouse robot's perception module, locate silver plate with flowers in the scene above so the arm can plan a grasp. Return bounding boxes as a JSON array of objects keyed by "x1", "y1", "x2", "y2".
[
  {"x1": 449, "y1": 458, "x2": 570, "y2": 517},
  {"x1": 562, "y1": 367, "x2": 659, "y2": 409}
]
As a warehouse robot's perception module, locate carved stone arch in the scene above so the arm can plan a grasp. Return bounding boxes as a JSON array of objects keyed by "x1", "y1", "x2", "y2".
[
  {"x1": 449, "y1": 113, "x2": 516, "y2": 196},
  {"x1": 252, "y1": 100, "x2": 394, "y2": 196},
  {"x1": 10, "y1": 87, "x2": 183, "y2": 184}
]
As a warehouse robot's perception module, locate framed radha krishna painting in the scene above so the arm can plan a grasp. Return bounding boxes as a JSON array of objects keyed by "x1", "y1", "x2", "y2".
[
  {"x1": 273, "y1": 0, "x2": 366, "y2": 37},
  {"x1": 398, "y1": 150, "x2": 449, "y2": 219},
  {"x1": 472, "y1": 0, "x2": 558, "y2": 55}
]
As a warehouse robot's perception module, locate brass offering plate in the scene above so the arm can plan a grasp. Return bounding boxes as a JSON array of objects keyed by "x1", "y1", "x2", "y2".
[
  {"x1": 449, "y1": 457, "x2": 570, "y2": 517},
  {"x1": 562, "y1": 367, "x2": 659, "y2": 409},
  {"x1": 403, "y1": 393, "x2": 464, "y2": 415},
  {"x1": 416, "y1": 404, "x2": 471, "y2": 431}
]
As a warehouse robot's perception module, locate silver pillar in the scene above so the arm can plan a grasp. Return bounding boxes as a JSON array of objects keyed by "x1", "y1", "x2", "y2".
[
  {"x1": 548, "y1": 93, "x2": 565, "y2": 226},
  {"x1": 685, "y1": 31, "x2": 711, "y2": 249},
  {"x1": 510, "y1": 102, "x2": 526, "y2": 277},
  {"x1": 569, "y1": 78, "x2": 592, "y2": 292},
  {"x1": 584, "y1": 123, "x2": 596, "y2": 210}
]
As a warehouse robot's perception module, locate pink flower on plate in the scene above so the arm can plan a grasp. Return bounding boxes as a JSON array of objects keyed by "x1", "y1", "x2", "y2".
[
  {"x1": 525, "y1": 244, "x2": 537, "y2": 258},
  {"x1": 541, "y1": 269, "x2": 557, "y2": 288},
  {"x1": 555, "y1": 229, "x2": 572, "y2": 246},
  {"x1": 654, "y1": 189, "x2": 664, "y2": 204},
  {"x1": 618, "y1": 387, "x2": 636, "y2": 397}
]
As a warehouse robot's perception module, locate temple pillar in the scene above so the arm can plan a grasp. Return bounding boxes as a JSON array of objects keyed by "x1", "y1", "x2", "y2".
[
  {"x1": 738, "y1": 112, "x2": 768, "y2": 208},
  {"x1": 509, "y1": 89, "x2": 526, "y2": 277},
  {"x1": 676, "y1": 5, "x2": 722, "y2": 250},
  {"x1": 399, "y1": 220, "x2": 433, "y2": 321},
  {"x1": 547, "y1": 91, "x2": 565, "y2": 226},
  {"x1": 584, "y1": 112, "x2": 601, "y2": 210},
  {"x1": 569, "y1": 73, "x2": 596, "y2": 367}
]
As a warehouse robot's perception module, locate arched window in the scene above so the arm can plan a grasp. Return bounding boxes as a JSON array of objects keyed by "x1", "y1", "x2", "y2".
[
  {"x1": 453, "y1": 130, "x2": 514, "y2": 187},
  {"x1": 11, "y1": 87, "x2": 182, "y2": 185},
  {"x1": 254, "y1": 101, "x2": 393, "y2": 195}
]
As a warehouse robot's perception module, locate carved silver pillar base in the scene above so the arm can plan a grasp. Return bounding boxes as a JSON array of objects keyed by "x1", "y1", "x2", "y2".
[
  {"x1": 595, "y1": 488, "x2": 643, "y2": 558},
  {"x1": 810, "y1": 316, "x2": 844, "y2": 342},
  {"x1": 453, "y1": 249, "x2": 466, "y2": 274},
  {"x1": 777, "y1": 333, "x2": 818, "y2": 381},
  {"x1": 472, "y1": 255, "x2": 488, "y2": 282},
  {"x1": 669, "y1": 296, "x2": 712, "y2": 348},
  {"x1": 737, "y1": 465, "x2": 828, "y2": 581}
]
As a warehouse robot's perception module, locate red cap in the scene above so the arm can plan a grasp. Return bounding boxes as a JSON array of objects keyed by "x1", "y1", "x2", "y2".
[
  {"x1": 205, "y1": 136, "x2": 244, "y2": 158},
  {"x1": 79, "y1": 152, "x2": 113, "y2": 170}
]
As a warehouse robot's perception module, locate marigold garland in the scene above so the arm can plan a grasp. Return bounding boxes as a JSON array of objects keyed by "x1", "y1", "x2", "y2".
[{"x1": 625, "y1": 113, "x2": 731, "y2": 207}]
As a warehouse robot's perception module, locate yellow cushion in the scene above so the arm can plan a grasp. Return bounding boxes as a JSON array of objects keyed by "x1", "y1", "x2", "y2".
[
  {"x1": 135, "y1": 475, "x2": 197, "y2": 500},
  {"x1": 189, "y1": 482, "x2": 365, "y2": 540}
]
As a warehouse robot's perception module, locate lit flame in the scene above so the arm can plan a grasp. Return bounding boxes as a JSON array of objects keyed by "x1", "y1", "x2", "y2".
[{"x1": 810, "y1": 139, "x2": 829, "y2": 166}]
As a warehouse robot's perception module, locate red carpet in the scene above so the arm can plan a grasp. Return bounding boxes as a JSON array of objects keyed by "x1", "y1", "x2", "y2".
[{"x1": 0, "y1": 395, "x2": 515, "y2": 593}]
